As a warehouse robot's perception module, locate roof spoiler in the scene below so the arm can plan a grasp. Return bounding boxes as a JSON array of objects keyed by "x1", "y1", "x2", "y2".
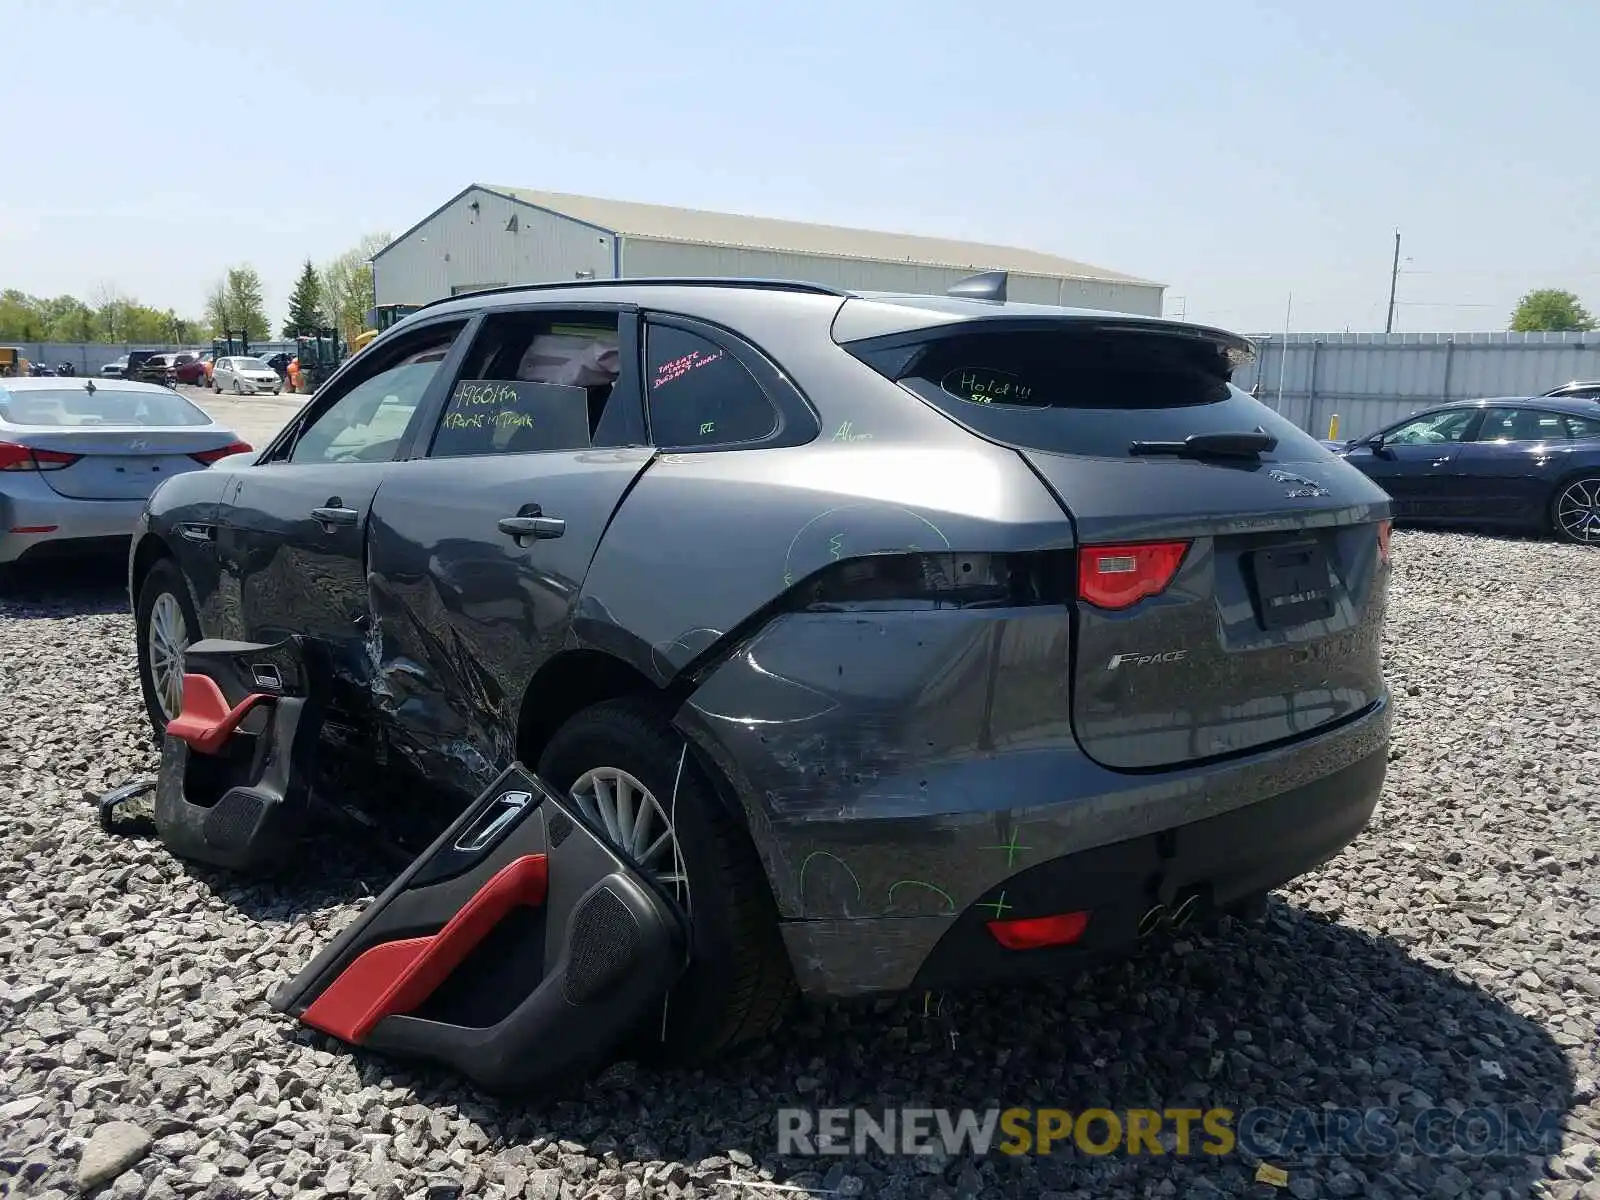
[{"x1": 946, "y1": 270, "x2": 1007, "y2": 303}]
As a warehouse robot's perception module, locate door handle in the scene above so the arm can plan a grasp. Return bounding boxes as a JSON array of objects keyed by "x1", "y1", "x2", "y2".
[
  {"x1": 311, "y1": 506, "x2": 359, "y2": 529},
  {"x1": 498, "y1": 515, "x2": 565, "y2": 541}
]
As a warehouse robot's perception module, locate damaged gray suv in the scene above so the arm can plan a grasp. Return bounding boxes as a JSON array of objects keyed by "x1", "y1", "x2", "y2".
[{"x1": 131, "y1": 273, "x2": 1393, "y2": 1060}]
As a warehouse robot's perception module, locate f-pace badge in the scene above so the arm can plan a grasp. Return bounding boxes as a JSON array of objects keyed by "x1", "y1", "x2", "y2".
[
  {"x1": 1269, "y1": 468, "x2": 1330, "y2": 498},
  {"x1": 1107, "y1": 650, "x2": 1188, "y2": 669}
]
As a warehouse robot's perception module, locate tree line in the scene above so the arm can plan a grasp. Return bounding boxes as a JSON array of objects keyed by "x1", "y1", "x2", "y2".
[{"x1": 0, "y1": 232, "x2": 393, "y2": 347}]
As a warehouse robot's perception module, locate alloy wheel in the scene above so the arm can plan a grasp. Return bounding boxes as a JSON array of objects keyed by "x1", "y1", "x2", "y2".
[
  {"x1": 147, "y1": 592, "x2": 190, "y2": 722},
  {"x1": 1555, "y1": 478, "x2": 1600, "y2": 544},
  {"x1": 569, "y1": 766, "x2": 688, "y2": 904}
]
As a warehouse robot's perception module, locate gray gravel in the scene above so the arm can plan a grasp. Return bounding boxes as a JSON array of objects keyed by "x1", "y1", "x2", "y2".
[{"x1": 2, "y1": 531, "x2": 1598, "y2": 1200}]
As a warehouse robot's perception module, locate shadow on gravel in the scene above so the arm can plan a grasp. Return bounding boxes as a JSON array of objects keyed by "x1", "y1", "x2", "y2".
[
  {"x1": 250, "y1": 896, "x2": 1571, "y2": 1200},
  {"x1": 0, "y1": 554, "x2": 129, "y2": 615}
]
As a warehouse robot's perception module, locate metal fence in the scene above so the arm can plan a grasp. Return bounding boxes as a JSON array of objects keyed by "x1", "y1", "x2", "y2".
[
  {"x1": 2, "y1": 341, "x2": 302, "y2": 377},
  {"x1": 1233, "y1": 331, "x2": 1600, "y2": 440},
  {"x1": 3, "y1": 342, "x2": 192, "y2": 376}
]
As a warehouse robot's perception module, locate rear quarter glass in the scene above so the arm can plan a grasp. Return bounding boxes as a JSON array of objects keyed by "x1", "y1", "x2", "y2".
[{"x1": 861, "y1": 327, "x2": 1326, "y2": 461}]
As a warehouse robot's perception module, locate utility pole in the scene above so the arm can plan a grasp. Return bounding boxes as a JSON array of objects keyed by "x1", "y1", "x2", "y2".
[
  {"x1": 1275, "y1": 292, "x2": 1292, "y2": 411},
  {"x1": 1385, "y1": 230, "x2": 1401, "y2": 333}
]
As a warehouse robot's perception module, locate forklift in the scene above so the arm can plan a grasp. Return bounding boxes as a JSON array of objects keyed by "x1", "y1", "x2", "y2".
[
  {"x1": 290, "y1": 327, "x2": 344, "y2": 394},
  {"x1": 351, "y1": 303, "x2": 422, "y2": 355}
]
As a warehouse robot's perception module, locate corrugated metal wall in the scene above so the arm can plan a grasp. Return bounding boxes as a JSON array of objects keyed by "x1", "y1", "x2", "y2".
[
  {"x1": 373, "y1": 188, "x2": 617, "y2": 306},
  {"x1": 1232, "y1": 331, "x2": 1600, "y2": 439},
  {"x1": 374, "y1": 188, "x2": 1164, "y2": 315},
  {"x1": 619, "y1": 238, "x2": 1163, "y2": 315}
]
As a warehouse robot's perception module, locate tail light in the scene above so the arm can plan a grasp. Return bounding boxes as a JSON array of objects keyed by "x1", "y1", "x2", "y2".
[
  {"x1": 0, "y1": 441, "x2": 81, "y2": 472},
  {"x1": 1376, "y1": 519, "x2": 1392, "y2": 566},
  {"x1": 1077, "y1": 541, "x2": 1190, "y2": 610},
  {"x1": 988, "y1": 910, "x2": 1091, "y2": 950},
  {"x1": 190, "y1": 441, "x2": 253, "y2": 465}
]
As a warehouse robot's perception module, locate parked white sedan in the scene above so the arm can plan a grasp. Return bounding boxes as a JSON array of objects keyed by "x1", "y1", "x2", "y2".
[{"x1": 211, "y1": 356, "x2": 282, "y2": 396}]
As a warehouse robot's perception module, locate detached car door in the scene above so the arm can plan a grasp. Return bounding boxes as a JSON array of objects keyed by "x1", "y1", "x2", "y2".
[
  {"x1": 1344, "y1": 407, "x2": 1479, "y2": 519},
  {"x1": 217, "y1": 316, "x2": 474, "y2": 732},
  {"x1": 364, "y1": 305, "x2": 653, "y2": 797}
]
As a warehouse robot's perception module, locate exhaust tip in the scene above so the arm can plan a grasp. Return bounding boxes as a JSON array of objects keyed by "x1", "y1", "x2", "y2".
[{"x1": 1137, "y1": 905, "x2": 1166, "y2": 938}]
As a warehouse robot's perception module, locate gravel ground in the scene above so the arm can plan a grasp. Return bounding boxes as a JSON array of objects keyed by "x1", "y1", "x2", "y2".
[{"x1": 1, "y1": 531, "x2": 1598, "y2": 1200}]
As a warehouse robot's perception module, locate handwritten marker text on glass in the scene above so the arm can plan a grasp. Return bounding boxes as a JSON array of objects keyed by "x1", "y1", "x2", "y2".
[
  {"x1": 944, "y1": 368, "x2": 1033, "y2": 405},
  {"x1": 653, "y1": 349, "x2": 724, "y2": 389},
  {"x1": 454, "y1": 382, "x2": 520, "y2": 408}
]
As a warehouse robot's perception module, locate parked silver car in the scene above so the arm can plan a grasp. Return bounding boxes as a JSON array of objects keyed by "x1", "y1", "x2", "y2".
[
  {"x1": 211, "y1": 355, "x2": 282, "y2": 396},
  {"x1": 0, "y1": 377, "x2": 250, "y2": 566}
]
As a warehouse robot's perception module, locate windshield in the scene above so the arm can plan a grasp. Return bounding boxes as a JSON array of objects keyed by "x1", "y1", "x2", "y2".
[
  {"x1": 0, "y1": 386, "x2": 212, "y2": 427},
  {"x1": 233, "y1": 357, "x2": 270, "y2": 371}
]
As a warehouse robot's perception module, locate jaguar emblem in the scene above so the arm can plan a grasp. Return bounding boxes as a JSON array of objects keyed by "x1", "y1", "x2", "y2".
[{"x1": 1268, "y1": 468, "x2": 1329, "y2": 499}]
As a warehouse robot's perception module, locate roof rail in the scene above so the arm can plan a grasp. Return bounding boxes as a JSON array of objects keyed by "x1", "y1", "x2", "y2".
[{"x1": 411, "y1": 276, "x2": 854, "y2": 315}]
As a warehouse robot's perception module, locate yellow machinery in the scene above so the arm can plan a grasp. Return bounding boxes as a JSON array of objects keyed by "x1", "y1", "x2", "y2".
[
  {"x1": 352, "y1": 304, "x2": 420, "y2": 354},
  {"x1": 0, "y1": 347, "x2": 28, "y2": 377}
]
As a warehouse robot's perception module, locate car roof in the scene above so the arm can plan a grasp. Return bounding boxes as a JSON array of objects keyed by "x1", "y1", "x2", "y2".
[
  {"x1": 401, "y1": 275, "x2": 1245, "y2": 345},
  {"x1": 1430, "y1": 394, "x2": 1600, "y2": 416},
  {"x1": 0, "y1": 376, "x2": 180, "y2": 397}
]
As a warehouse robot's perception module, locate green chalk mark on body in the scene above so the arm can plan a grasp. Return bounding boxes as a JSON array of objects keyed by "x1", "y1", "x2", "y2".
[{"x1": 888, "y1": 879, "x2": 957, "y2": 914}]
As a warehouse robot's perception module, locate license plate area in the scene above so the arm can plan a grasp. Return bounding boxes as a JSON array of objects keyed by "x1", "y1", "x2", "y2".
[{"x1": 1248, "y1": 541, "x2": 1334, "y2": 630}]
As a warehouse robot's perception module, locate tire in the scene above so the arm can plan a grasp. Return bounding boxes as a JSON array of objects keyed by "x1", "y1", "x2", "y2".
[
  {"x1": 233, "y1": 379, "x2": 243, "y2": 395},
  {"x1": 538, "y1": 697, "x2": 794, "y2": 1063},
  {"x1": 135, "y1": 558, "x2": 201, "y2": 744},
  {"x1": 1550, "y1": 474, "x2": 1600, "y2": 545},
  {"x1": 272, "y1": 388, "x2": 281, "y2": 396}
]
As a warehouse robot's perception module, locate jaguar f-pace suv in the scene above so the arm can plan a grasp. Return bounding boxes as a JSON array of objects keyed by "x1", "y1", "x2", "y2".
[{"x1": 130, "y1": 273, "x2": 1393, "y2": 1060}]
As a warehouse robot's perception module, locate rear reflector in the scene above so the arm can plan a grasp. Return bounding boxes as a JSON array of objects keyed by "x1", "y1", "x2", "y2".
[
  {"x1": 190, "y1": 441, "x2": 253, "y2": 465},
  {"x1": 1077, "y1": 541, "x2": 1190, "y2": 610},
  {"x1": 10, "y1": 525, "x2": 58, "y2": 534},
  {"x1": 0, "y1": 441, "x2": 81, "y2": 472},
  {"x1": 987, "y1": 910, "x2": 1091, "y2": 950},
  {"x1": 1377, "y1": 519, "x2": 1392, "y2": 565}
]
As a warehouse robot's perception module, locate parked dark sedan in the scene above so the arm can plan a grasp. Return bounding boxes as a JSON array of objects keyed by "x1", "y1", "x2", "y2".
[
  {"x1": 1329, "y1": 396, "x2": 1600, "y2": 543},
  {"x1": 129, "y1": 276, "x2": 1394, "y2": 1061}
]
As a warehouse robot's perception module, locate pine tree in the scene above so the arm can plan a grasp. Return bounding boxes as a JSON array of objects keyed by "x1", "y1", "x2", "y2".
[{"x1": 282, "y1": 259, "x2": 328, "y2": 337}]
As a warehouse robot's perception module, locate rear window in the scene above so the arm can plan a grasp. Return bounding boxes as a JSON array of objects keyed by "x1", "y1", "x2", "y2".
[
  {"x1": 0, "y1": 386, "x2": 211, "y2": 427},
  {"x1": 849, "y1": 327, "x2": 1326, "y2": 459},
  {"x1": 1565, "y1": 411, "x2": 1600, "y2": 439}
]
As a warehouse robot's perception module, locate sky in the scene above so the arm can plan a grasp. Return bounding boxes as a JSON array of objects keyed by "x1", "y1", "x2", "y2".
[{"x1": 3, "y1": 0, "x2": 1596, "y2": 335}]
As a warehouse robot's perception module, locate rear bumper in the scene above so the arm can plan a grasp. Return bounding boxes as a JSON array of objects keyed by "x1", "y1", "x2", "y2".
[
  {"x1": 778, "y1": 733, "x2": 1386, "y2": 998},
  {"x1": 0, "y1": 483, "x2": 148, "y2": 564},
  {"x1": 909, "y1": 744, "x2": 1383, "y2": 991}
]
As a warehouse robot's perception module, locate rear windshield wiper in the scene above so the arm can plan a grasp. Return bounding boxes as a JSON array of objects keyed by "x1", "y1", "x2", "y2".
[{"x1": 1127, "y1": 430, "x2": 1277, "y2": 459}]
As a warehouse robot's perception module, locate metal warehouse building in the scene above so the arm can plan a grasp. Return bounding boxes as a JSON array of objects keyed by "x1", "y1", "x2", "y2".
[{"x1": 372, "y1": 185, "x2": 1164, "y2": 315}]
